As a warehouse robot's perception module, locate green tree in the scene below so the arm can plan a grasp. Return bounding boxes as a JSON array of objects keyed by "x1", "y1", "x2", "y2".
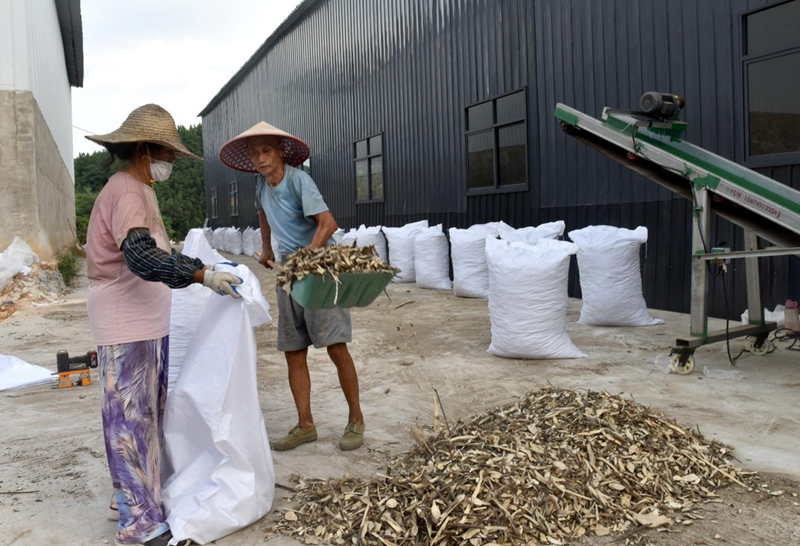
[{"x1": 73, "y1": 123, "x2": 206, "y2": 243}]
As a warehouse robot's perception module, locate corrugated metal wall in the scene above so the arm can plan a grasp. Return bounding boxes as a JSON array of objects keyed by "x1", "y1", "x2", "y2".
[
  {"x1": 0, "y1": 0, "x2": 75, "y2": 180},
  {"x1": 202, "y1": 0, "x2": 800, "y2": 317}
]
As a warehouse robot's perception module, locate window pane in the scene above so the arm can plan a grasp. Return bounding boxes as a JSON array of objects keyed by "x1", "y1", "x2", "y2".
[
  {"x1": 748, "y1": 51, "x2": 800, "y2": 156},
  {"x1": 355, "y1": 140, "x2": 368, "y2": 159},
  {"x1": 496, "y1": 91, "x2": 525, "y2": 124},
  {"x1": 467, "y1": 101, "x2": 493, "y2": 131},
  {"x1": 369, "y1": 135, "x2": 382, "y2": 156},
  {"x1": 498, "y1": 123, "x2": 526, "y2": 186},
  {"x1": 747, "y1": 0, "x2": 800, "y2": 56},
  {"x1": 370, "y1": 156, "x2": 383, "y2": 200},
  {"x1": 356, "y1": 160, "x2": 369, "y2": 200},
  {"x1": 468, "y1": 131, "x2": 495, "y2": 189}
]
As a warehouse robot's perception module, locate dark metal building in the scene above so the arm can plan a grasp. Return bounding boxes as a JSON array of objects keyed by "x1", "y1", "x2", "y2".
[{"x1": 200, "y1": 0, "x2": 800, "y2": 317}]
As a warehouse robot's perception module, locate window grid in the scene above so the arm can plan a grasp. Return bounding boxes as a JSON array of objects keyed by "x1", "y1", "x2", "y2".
[
  {"x1": 354, "y1": 134, "x2": 384, "y2": 203},
  {"x1": 230, "y1": 181, "x2": 239, "y2": 217},
  {"x1": 465, "y1": 88, "x2": 528, "y2": 195},
  {"x1": 741, "y1": 0, "x2": 800, "y2": 167},
  {"x1": 210, "y1": 188, "x2": 218, "y2": 219}
]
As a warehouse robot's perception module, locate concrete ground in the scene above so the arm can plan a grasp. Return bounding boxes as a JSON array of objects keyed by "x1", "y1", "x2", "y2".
[{"x1": 1, "y1": 253, "x2": 799, "y2": 546}]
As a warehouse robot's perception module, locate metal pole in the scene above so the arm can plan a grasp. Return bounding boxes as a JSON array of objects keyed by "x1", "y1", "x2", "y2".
[
  {"x1": 744, "y1": 230, "x2": 764, "y2": 325},
  {"x1": 690, "y1": 188, "x2": 711, "y2": 338}
]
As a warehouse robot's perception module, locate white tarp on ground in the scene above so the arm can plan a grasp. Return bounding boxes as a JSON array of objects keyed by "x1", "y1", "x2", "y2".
[
  {"x1": 450, "y1": 226, "x2": 492, "y2": 299},
  {"x1": 0, "y1": 355, "x2": 55, "y2": 391},
  {"x1": 414, "y1": 225, "x2": 451, "y2": 290},
  {"x1": 486, "y1": 238, "x2": 585, "y2": 360},
  {"x1": 384, "y1": 220, "x2": 429, "y2": 283},
  {"x1": 497, "y1": 221, "x2": 566, "y2": 245},
  {"x1": 568, "y1": 226, "x2": 663, "y2": 327},
  {"x1": 162, "y1": 230, "x2": 274, "y2": 545},
  {"x1": 0, "y1": 237, "x2": 40, "y2": 291}
]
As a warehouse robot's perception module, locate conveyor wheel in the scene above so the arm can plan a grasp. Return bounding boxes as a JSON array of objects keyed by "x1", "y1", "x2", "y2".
[
  {"x1": 744, "y1": 337, "x2": 772, "y2": 356},
  {"x1": 668, "y1": 352, "x2": 695, "y2": 375}
]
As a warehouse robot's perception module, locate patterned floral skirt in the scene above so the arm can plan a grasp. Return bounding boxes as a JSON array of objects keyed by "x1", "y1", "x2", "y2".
[{"x1": 99, "y1": 336, "x2": 170, "y2": 545}]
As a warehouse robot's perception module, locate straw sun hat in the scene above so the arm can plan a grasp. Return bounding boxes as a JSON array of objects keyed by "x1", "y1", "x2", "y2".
[
  {"x1": 85, "y1": 104, "x2": 201, "y2": 160},
  {"x1": 218, "y1": 121, "x2": 310, "y2": 173}
]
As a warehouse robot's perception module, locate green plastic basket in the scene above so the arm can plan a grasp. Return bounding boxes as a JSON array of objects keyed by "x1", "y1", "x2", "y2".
[{"x1": 290, "y1": 271, "x2": 395, "y2": 310}]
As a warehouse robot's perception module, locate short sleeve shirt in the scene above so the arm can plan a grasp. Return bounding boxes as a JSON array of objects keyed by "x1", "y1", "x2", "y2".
[
  {"x1": 255, "y1": 165, "x2": 333, "y2": 255},
  {"x1": 86, "y1": 171, "x2": 172, "y2": 345}
]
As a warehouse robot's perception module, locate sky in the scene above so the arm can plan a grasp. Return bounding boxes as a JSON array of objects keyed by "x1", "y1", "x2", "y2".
[{"x1": 72, "y1": 0, "x2": 304, "y2": 157}]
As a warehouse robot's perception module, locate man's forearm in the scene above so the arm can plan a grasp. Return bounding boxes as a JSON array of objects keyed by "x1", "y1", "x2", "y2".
[{"x1": 309, "y1": 214, "x2": 338, "y2": 249}]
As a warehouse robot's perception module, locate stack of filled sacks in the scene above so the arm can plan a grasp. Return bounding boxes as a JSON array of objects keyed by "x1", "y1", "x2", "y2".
[
  {"x1": 568, "y1": 226, "x2": 663, "y2": 327},
  {"x1": 242, "y1": 227, "x2": 255, "y2": 257},
  {"x1": 414, "y1": 225, "x2": 451, "y2": 290},
  {"x1": 224, "y1": 228, "x2": 244, "y2": 255},
  {"x1": 485, "y1": 237, "x2": 585, "y2": 360},
  {"x1": 212, "y1": 227, "x2": 226, "y2": 250},
  {"x1": 449, "y1": 222, "x2": 511, "y2": 298},
  {"x1": 383, "y1": 220, "x2": 428, "y2": 283}
]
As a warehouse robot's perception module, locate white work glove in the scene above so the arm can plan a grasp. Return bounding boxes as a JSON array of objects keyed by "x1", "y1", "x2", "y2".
[{"x1": 203, "y1": 268, "x2": 243, "y2": 299}]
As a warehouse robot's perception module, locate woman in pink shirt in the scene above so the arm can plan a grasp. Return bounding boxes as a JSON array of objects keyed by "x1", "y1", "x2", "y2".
[{"x1": 85, "y1": 104, "x2": 241, "y2": 546}]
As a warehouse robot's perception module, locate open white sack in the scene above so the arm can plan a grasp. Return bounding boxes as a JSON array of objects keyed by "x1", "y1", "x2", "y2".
[
  {"x1": 0, "y1": 237, "x2": 40, "y2": 291},
  {"x1": 486, "y1": 238, "x2": 585, "y2": 359},
  {"x1": 498, "y1": 221, "x2": 565, "y2": 245},
  {"x1": 0, "y1": 355, "x2": 55, "y2": 391},
  {"x1": 242, "y1": 227, "x2": 255, "y2": 257},
  {"x1": 356, "y1": 226, "x2": 389, "y2": 263},
  {"x1": 450, "y1": 226, "x2": 492, "y2": 299},
  {"x1": 568, "y1": 226, "x2": 663, "y2": 327},
  {"x1": 383, "y1": 220, "x2": 429, "y2": 283},
  {"x1": 163, "y1": 232, "x2": 274, "y2": 545},
  {"x1": 414, "y1": 225, "x2": 451, "y2": 290}
]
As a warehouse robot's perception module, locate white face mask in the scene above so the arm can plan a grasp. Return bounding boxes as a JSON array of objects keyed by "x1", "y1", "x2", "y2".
[{"x1": 149, "y1": 159, "x2": 174, "y2": 182}]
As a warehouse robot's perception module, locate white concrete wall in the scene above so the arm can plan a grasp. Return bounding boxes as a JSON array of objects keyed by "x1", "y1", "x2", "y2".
[{"x1": 0, "y1": 0, "x2": 74, "y2": 180}]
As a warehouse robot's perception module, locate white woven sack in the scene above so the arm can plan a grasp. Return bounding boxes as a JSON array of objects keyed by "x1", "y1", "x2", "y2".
[
  {"x1": 341, "y1": 228, "x2": 359, "y2": 247},
  {"x1": 449, "y1": 226, "x2": 491, "y2": 298},
  {"x1": 211, "y1": 228, "x2": 226, "y2": 250},
  {"x1": 356, "y1": 226, "x2": 389, "y2": 263},
  {"x1": 414, "y1": 225, "x2": 451, "y2": 290},
  {"x1": 469, "y1": 221, "x2": 512, "y2": 238},
  {"x1": 383, "y1": 220, "x2": 429, "y2": 283},
  {"x1": 242, "y1": 227, "x2": 255, "y2": 257},
  {"x1": 498, "y1": 221, "x2": 565, "y2": 244},
  {"x1": 225, "y1": 228, "x2": 244, "y2": 255},
  {"x1": 486, "y1": 238, "x2": 585, "y2": 359},
  {"x1": 203, "y1": 228, "x2": 213, "y2": 247},
  {"x1": 568, "y1": 226, "x2": 663, "y2": 327},
  {"x1": 332, "y1": 229, "x2": 345, "y2": 245},
  {"x1": 253, "y1": 228, "x2": 263, "y2": 256},
  {"x1": 270, "y1": 234, "x2": 282, "y2": 262}
]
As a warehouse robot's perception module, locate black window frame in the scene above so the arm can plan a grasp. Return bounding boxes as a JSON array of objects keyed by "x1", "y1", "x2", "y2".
[
  {"x1": 229, "y1": 181, "x2": 239, "y2": 217},
  {"x1": 741, "y1": 0, "x2": 800, "y2": 168},
  {"x1": 353, "y1": 133, "x2": 384, "y2": 204},
  {"x1": 210, "y1": 188, "x2": 218, "y2": 219},
  {"x1": 465, "y1": 87, "x2": 529, "y2": 196}
]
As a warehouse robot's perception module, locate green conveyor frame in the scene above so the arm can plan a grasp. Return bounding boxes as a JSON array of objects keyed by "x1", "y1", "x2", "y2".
[{"x1": 554, "y1": 102, "x2": 800, "y2": 374}]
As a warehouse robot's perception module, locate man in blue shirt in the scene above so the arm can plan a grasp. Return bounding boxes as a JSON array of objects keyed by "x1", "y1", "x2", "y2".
[{"x1": 219, "y1": 122, "x2": 365, "y2": 452}]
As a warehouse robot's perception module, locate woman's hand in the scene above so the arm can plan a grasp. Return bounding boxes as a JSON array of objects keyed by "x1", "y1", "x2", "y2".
[{"x1": 203, "y1": 269, "x2": 243, "y2": 298}]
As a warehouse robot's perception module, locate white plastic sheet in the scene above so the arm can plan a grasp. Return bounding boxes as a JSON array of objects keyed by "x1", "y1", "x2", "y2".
[
  {"x1": 242, "y1": 227, "x2": 255, "y2": 257},
  {"x1": 449, "y1": 226, "x2": 492, "y2": 299},
  {"x1": 0, "y1": 237, "x2": 40, "y2": 291},
  {"x1": 486, "y1": 238, "x2": 585, "y2": 360},
  {"x1": 414, "y1": 225, "x2": 451, "y2": 290},
  {"x1": 568, "y1": 226, "x2": 663, "y2": 327},
  {"x1": 497, "y1": 221, "x2": 565, "y2": 245},
  {"x1": 163, "y1": 231, "x2": 274, "y2": 544},
  {"x1": 0, "y1": 355, "x2": 55, "y2": 391},
  {"x1": 383, "y1": 220, "x2": 429, "y2": 283}
]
